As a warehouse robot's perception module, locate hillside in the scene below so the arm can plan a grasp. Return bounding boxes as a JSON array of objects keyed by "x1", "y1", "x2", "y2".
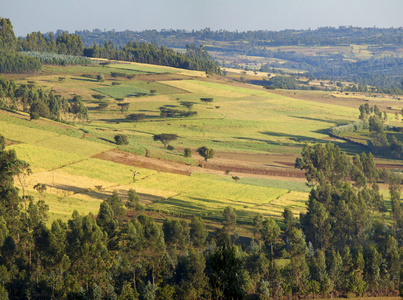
[
  {"x1": 2, "y1": 58, "x2": 402, "y2": 226},
  {"x1": 1, "y1": 29, "x2": 403, "y2": 297}
]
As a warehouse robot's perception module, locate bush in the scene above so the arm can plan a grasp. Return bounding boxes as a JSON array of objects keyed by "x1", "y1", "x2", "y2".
[
  {"x1": 114, "y1": 134, "x2": 129, "y2": 145},
  {"x1": 30, "y1": 112, "x2": 40, "y2": 120},
  {"x1": 97, "y1": 74, "x2": 105, "y2": 82},
  {"x1": 167, "y1": 145, "x2": 174, "y2": 150},
  {"x1": 184, "y1": 148, "x2": 192, "y2": 157}
]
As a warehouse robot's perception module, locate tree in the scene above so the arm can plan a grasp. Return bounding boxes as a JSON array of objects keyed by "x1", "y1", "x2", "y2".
[
  {"x1": 282, "y1": 207, "x2": 295, "y2": 233},
  {"x1": 153, "y1": 133, "x2": 178, "y2": 149},
  {"x1": 300, "y1": 198, "x2": 332, "y2": 250},
  {"x1": 261, "y1": 218, "x2": 280, "y2": 258},
  {"x1": 184, "y1": 148, "x2": 191, "y2": 158},
  {"x1": 117, "y1": 103, "x2": 129, "y2": 114},
  {"x1": 197, "y1": 146, "x2": 215, "y2": 161},
  {"x1": 96, "y1": 74, "x2": 104, "y2": 82},
  {"x1": 287, "y1": 228, "x2": 308, "y2": 294},
  {"x1": 30, "y1": 101, "x2": 50, "y2": 118},
  {"x1": 222, "y1": 206, "x2": 237, "y2": 238},
  {"x1": 180, "y1": 102, "x2": 194, "y2": 111},
  {"x1": 126, "y1": 189, "x2": 143, "y2": 211},
  {"x1": 190, "y1": 215, "x2": 207, "y2": 248},
  {"x1": 162, "y1": 218, "x2": 189, "y2": 249},
  {"x1": 209, "y1": 243, "x2": 245, "y2": 300},
  {"x1": 96, "y1": 102, "x2": 109, "y2": 111},
  {"x1": 126, "y1": 113, "x2": 146, "y2": 122},
  {"x1": 114, "y1": 134, "x2": 129, "y2": 145},
  {"x1": 200, "y1": 98, "x2": 213, "y2": 104},
  {"x1": 176, "y1": 248, "x2": 209, "y2": 299},
  {"x1": 106, "y1": 190, "x2": 126, "y2": 221}
]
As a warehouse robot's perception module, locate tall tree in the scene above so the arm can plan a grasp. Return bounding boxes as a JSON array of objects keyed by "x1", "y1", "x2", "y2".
[
  {"x1": 189, "y1": 216, "x2": 207, "y2": 248},
  {"x1": 287, "y1": 228, "x2": 308, "y2": 294}
]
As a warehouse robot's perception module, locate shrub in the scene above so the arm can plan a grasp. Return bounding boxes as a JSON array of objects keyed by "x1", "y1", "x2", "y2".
[
  {"x1": 167, "y1": 145, "x2": 174, "y2": 150},
  {"x1": 114, "y1": 134, "x2": 129, "y2": 145},
  {"x1": 184, "y1": 148, "x2": 192, "y2": 157},
  {"x1": 97, "y1": 74, "x2": 105, "y2": 82}
]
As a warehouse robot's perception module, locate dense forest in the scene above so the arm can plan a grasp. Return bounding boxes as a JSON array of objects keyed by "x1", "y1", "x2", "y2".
[
  {"x1": 74, "y1": 27, "x2": 403, "y2": 48},
  {"x1": 0, "y1": 18, "x2": 221, "y2": 75},
  {"x1": 1, "y1": 135, "x2": 403, "y2": 299},
  {"x1": 83, "y1": 42, "x2": 221, "y2": 74}
]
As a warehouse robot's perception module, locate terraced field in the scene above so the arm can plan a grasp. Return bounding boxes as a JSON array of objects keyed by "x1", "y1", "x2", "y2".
[{"x1": 4, "y1": 59, "x2": 401, "y2": 228}]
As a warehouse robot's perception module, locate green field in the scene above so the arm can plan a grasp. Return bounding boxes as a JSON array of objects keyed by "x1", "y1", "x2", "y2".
[{"x1": 4, "y1": 59, "x2": 401, "y2": 227}]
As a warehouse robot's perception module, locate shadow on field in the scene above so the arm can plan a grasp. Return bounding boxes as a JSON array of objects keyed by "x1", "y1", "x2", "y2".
[
  {"x1": 260, "y1": 131, "x2": 324, "y2": 144},
  {"x1": 49, "y1": 183, "x2": 110, "y2": 200},
  {"x1": 290, "y1": 115, "x2": 344, "y2": 125},
  {"x1": 71, "y1": 77, "x2": 97, "y2": 82},
  {"x1": 98, "y1": 137, "x2": 115, "y2": 145},
  {"x1": 235, "y1": 131, "x2": 323, "y2": 148},
  {"x1": 98, "y1": 118, "x2": 125, "y2": 123}
]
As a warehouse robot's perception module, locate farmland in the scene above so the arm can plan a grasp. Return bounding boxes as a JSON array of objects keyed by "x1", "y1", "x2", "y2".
[{"x1": 2, "y1": 59, "x2": 403, "y2": 228}]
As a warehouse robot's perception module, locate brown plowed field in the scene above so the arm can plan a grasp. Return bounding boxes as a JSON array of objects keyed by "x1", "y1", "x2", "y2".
[{"x1": 92, "y1": 148, "x2": 307, "y2": 180}]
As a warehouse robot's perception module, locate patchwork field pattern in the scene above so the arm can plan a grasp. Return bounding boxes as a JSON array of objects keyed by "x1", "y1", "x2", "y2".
[{"x1": 4, "y1": 60, "x2": 385, "y2": 226}]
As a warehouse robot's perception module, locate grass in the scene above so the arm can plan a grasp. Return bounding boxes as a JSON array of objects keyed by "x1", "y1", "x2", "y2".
[
  {"x1": 6, "y1": 59, "x2": 399, "y2": 228},
  {"x1": 54, "y1": 156, "x2": 293, "y2": 223},
  {"x1": 0, "y1": 110, "x2": 82, "y2": 137},
  {"x1": 191, "y1": 172, "x2": 311, "y2": 192},
  {"x1": 60, "y1": 158, "x2": 158, "y2": 185},
  {"x1": 0, "y1": 120, "x2": 60, "y2": 144},
  {"x1": 26, "y1": 189, "x2": 103, "y2": 225},
  {"x1": 107, "y1": 62, "x2": 179, "y2": 74},
  {"x1": 93, "y1": 86, "x2": 151, "y2": 98},
  {"x1": 7, "y1": 143, "x2": 86, "y2": 171},
  {"x1": 34, "y1": 135, "x2": 112, "y2": 157}
]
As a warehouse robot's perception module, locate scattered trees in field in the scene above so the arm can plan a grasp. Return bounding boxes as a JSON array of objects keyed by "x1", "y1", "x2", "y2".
[
  {"x1": 153, "y1": 133, "x2": 179, "y2": 148},
  {"x1": 197, "y1": 146, "x2": 215, "y2": 161},
  {"x1": 159, "y1": 106, "x2": 197, "y2": 118}
]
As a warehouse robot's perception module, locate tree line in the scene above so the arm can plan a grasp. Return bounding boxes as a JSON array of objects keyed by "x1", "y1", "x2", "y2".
[
  {"x1": 83, "y1": 41, "x2": 221, "y2": 75},
  {"x1": 1, "y1": 135, "x2": 403, "y2": 299},
  {"x1": 1, "y1": 18, "x2": 222, "y2": 75},
  {"x1": 75, "y1": 27, "x2": 403, "y2": 49},
  {"x1": 0, "y1": 18, "x2": 88, "y2": 73}
]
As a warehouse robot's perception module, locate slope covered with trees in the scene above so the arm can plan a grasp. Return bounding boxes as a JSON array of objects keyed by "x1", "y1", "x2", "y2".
[
  {"x1": 74, "y1": 27, "x2": 403, "y2": 94},
  {"x1": 0, "y1": 135, "x2": 402, "y2": 299},
  {"x1": 83, "y1": 41, "x2": 221, "y2": 74}
]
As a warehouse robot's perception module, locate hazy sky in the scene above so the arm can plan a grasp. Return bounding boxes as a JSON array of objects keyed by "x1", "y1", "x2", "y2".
[{"x1": 2, "y1": 0, "x2": 403, "y2": 37}]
